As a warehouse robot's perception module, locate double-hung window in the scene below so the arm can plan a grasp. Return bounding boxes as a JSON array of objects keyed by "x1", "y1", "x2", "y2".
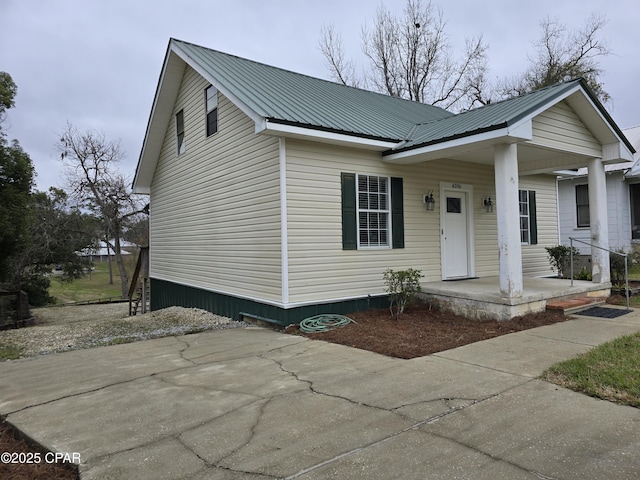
[
  {"x1": 176, "y1": 109, "x2": 185, "y2": 155},
  {"x1": 205, "y1": 85, "x2": 218, "y2": 136},
  {"x1": 576, "y1": 184, "x2": 590, "y2": 227},
  {"x1": 341, "y1": 172, "x2": 404, "y2": 250},
  {"x1": 518, "y1": 189, "x2": 538, "y2": 245},
  {"x1": 357, "y1": 174, "x2": 390, "y2": 247}
]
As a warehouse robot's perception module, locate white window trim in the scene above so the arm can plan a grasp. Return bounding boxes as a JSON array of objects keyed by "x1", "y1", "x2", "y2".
[
  {"x1": 575, "y1": 183, "x2": 590, "y2": 229},
  {"x1": 356, "y1": 173, "x2": 392, "y2": 249},
  {"x1": 176, "y1": 109, "x2": 185, "y2": 155},
  {"x1": 519, "y1": 189, "x2": 530, "y2": 245},
  {"x1": 205, "y1": 85, "x2": 218, "y2": 137}
]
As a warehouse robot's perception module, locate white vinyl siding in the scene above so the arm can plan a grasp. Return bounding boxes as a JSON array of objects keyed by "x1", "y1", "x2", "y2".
[
  {"x1": 150, "y1": 66, "x2": 282, "y2": 302},
  {"x1": 519, "y1": 175, "x2": 559, "y2": 277},
  {"x1": 285, "y1": 139, "x2": 513, "y2": 303},
  {"x1": 531, "y1": 101, "x2": 602, "y2": 157}
]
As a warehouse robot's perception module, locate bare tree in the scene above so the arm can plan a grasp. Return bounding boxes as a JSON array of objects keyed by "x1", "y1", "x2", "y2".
[
  {"x1": 57, "y1": 122, "x2": 145, "y2": 298},
  {"x1": 319, "y1": 0, "x2": 488, "y2": 111},
  {"x1": 319, "y1": 25, "x2": 361, "y2": 88},
  {"x1": 499, "y1": 13, "x2": 611, "y2": 103}
]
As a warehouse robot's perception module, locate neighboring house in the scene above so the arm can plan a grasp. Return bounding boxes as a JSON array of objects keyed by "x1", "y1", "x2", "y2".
[
  {"x1": 79, "y1": 240, "x2": 136, "y2": 262},
  {"x1": 558, "y1": 126, "x2": 640, "y2": 255},
  {"x1": 133, "y1": 39, "x2": 634, "y2": 324}
]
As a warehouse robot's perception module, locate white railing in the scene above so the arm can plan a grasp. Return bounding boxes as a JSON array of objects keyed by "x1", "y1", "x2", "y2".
[{"x1": 569, "y1": 237, "x2": 630, "y2": 310}]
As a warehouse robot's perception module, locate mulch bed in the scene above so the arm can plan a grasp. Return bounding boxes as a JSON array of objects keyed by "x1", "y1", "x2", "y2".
[
  {"x1": 0, "y1": 420, "x2": 78, "y2": 480},
  {"x1": 290, "y1": 303, "x2": 568, "y2": 359}
]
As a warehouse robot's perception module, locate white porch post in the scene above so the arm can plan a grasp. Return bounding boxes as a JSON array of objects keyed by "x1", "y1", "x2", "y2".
[
  {"x1": 588, "y1": 157, "x2": 610, "y2": 283},
  {"x1": 494, "y1": 143, "x2": 523, "y2": 298}
]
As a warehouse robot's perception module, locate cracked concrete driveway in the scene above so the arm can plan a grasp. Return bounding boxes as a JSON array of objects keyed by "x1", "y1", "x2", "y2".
[{"x1": 2, "y1": 314, "x2": 640, "y2": 479}]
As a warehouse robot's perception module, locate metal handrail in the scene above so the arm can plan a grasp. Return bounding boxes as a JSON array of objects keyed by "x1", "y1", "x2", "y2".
[{"x1": 569, "y1": 237, "x2": 630, "y2": 310}]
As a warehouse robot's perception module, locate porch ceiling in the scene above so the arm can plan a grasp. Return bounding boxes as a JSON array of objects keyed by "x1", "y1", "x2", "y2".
[
  {"x1": 453, "y1": 142, "x2": 597, "y2": 175},
  {"x1": 383, "y1": 138, "x2": 598, "y2": 175}
]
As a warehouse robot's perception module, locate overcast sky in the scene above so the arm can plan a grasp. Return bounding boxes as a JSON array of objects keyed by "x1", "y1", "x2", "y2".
[{"x1": 2, "y1": 0, "x2": 638, "y2": 192}]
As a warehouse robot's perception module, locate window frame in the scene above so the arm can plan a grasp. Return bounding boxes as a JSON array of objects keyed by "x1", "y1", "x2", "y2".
[
  {"x1": 205, "y1": 85, "x2": 218, "y2": 137},
  {"x1": 175, "y1": 109, "x2": 185, "y2": 155},
  {"x1": 575, "y1": 184, "x2": 590, "y2": 228},
  {"x1": 519, "y1": 190, "x2": 530, "y2": 244},
  {"x1": 356, "y1": 174, "x2": 391, "y2": 249}
]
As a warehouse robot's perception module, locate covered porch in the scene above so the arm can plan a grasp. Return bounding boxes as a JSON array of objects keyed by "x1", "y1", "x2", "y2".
[
  {"x1": 383, "y1": 80, "x2": 634, "y2": 320},
  {"x1": 419, "y1": 276, "x2": 611, "y2": 321}
]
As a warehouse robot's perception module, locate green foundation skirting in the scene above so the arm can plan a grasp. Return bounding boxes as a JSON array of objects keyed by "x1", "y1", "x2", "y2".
[{"x1": 150, "y1": 278, "x2": 388, "y2": 326}]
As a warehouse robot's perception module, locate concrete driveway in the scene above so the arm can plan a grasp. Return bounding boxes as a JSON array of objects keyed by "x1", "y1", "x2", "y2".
[{"x1": 2, "y1": 311, "x2": 640, "y2": 479}]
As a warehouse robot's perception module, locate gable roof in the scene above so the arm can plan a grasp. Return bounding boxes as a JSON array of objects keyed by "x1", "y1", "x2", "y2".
[
  {"x1": 134, "y1": 39, "x2": 635, "y2": 193},
  {"x1": 393, "y1": 80, "x2": 598, "y2": 151},
  {"x1": 385, "y1": 78, "x2": 635, "y2": 162},
  {"x1": 172, "y1": 39, "x2": 453, "y2": 142}
]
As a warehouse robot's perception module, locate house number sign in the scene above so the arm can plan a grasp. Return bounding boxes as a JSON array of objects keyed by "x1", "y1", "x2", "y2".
[{"x1": 451, "y1": 183, "x2": 462, "y2": 189}]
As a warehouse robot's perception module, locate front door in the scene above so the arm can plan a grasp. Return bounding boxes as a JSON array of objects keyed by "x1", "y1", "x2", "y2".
[{"x1": 441, "y1": 186, "x2": 473, "y2": 279}]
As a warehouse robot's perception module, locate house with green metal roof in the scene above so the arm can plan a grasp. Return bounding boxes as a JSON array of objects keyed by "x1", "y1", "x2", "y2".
[{"x1": 133, "y1": 38, "x2": 635, "y2": 324}]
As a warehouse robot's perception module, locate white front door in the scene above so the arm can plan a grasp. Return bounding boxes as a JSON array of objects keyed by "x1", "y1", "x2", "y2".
[{"x1": 441, "y1": 187, "x2": 472, "y2": 279}]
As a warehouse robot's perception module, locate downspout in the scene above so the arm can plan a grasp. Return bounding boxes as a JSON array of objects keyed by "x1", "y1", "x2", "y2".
[
  {"x1": 279, "y1": 138, "x2": 290, "y2": 305},
  {"x1": 555, "y1": 176, "x2": 561, "y2": 247}
]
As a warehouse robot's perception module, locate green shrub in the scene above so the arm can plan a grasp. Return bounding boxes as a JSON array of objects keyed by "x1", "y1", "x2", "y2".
[
  {"x1": 545, "y1": 245, "x2": 579, "y2": 278},
  {"x1": 610, "y1": 248, "x2": 634, "y2": 286},
  {"x1": 574, "y1": 266, "x2": 592, "y2": 281},
  {"x1": 20, "y1": 273, "x2": 54, "y2": 307},
  {"x1": 383, "y1": 268, "x2": 423, "y2": 318}
]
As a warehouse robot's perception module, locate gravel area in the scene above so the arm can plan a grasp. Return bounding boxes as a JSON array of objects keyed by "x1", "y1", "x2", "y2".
[{"x1": 0, "y1": 303, "x2": 251, "y2": 359}]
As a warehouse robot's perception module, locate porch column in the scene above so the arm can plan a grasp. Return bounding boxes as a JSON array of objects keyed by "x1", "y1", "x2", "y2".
[
  {"x1": 588, "y1": 157, "x2": 610, "y2": 283},
  {"x1": 494, "y1": 143, "x2": 523, "y2": 298}
]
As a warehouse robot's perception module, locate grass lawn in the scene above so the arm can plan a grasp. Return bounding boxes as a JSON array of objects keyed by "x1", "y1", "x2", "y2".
[
  {"x1": 542, "y1": 332, "x2": 640, "y2": 408},
  {"x1": 48, "y1": 261, "x2": 132, "y2": 304}
]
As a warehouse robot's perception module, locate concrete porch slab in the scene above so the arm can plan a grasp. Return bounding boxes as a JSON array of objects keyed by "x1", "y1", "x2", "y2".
[{"x1": 419, "y1": 276, "x2": 611, "y2": 320}]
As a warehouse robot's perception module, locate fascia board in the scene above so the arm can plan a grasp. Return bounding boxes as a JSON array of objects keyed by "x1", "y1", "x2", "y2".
[
  {"x1": 133, "y1": 47, "x2": 184, "y2": 192},
  {"x1": 133, "y1": 185, "x2": 150, "y2": 195},
  {"x1": 564, "y1": 85, "x2": 636, "y2": 156},
  {"x1": 603, "y1": 142, "x2": 634, "y2": 163},
  {"x1": 170, "y1": 41, "x2": 264, "y2": 126},
  {"x1": 382, "y1": 124, "x2": 530, "y2": 162},
  {"x1": 259, "y1": 120, "x2": 398, "y2": 150}
]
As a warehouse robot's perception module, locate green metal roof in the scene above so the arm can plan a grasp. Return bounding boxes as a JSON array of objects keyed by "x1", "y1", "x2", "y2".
[
  {"x1": 173, "y1": 39, "x2": 453, "y2": 142},
  {"x1": 171, "y1": 39, "x2": 634, "y2": 156},
  {"x1": 396, "y1": 80, "x2": 585, "y2": 151}
]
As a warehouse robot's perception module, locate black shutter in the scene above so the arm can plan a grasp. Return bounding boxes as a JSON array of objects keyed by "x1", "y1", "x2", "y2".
[
  {"x1": 341, "y1": 173, "x2": 357, "y2": 250},
  {"x1": 529, "y1": 191, "x2": 537, "y2": 245},
  {"x1": 391, "y1": 177, "x2": 404, "y2": 249}
]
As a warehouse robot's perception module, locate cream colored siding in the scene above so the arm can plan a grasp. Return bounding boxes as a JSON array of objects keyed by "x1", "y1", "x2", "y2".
[
  {"x1": 285, "y1": 139, "x2": 500, "y2": 303},
  {"x1": 531, "y1": 101, "x2": 601, "y2": 157},
  {"x1": 520, "y1": 175, "x2": 559, "y2": 277},
  {"x1": 150, "y1": 66, "x2": 282, "y2": 301}
]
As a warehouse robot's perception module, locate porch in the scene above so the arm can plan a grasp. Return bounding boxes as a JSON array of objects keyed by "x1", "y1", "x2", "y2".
[{"x1": 419, "y1": 276, "x2": 611, "y2": 321}]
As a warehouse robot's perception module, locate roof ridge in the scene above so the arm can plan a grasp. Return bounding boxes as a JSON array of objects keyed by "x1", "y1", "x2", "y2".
[
  {"x1": 390, "y1": 78, "x2": 585, "y2": 135},
  {"x1": 457, "y1": 78, "x2": 582, "y2": 117}
]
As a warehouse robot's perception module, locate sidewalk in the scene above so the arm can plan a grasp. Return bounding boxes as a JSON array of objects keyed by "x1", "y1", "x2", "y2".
[{"x1": 1, "y1": 309, "x2": 640, "y2": 479}]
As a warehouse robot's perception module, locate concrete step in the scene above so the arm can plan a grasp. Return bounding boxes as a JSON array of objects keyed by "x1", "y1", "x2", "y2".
[{"x1": 546, "y1": 296, "x2": 607, "y2": 315}]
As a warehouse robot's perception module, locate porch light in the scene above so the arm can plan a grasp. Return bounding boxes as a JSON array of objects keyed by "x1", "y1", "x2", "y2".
[
  {"x1": 483, "y1": 195, "x2": 494, "y2": 213},
  {"x1": 423, "y1": 191, "x2": 435, "y2": 211}
]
